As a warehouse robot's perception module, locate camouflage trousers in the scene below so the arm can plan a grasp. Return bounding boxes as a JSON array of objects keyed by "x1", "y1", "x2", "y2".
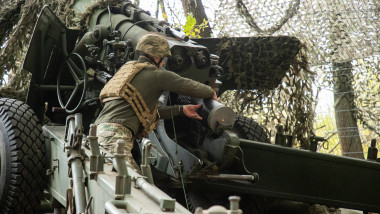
[{"x1": 96, "y1": 123, "x2": 140, "y2": 171}]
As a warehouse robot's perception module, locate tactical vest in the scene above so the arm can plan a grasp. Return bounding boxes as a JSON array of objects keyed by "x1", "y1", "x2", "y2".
[{"x1": 99, "y1": 61, "x2": 158, "y2": 138}]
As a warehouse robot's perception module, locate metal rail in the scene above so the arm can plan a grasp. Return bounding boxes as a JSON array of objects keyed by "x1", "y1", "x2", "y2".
[{"x1": 199, "y1": 139, "x2": 380, "y2": 212}]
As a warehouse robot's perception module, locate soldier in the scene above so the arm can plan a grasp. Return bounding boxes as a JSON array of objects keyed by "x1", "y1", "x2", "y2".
[{"x1": 95, "y1": 33, "x2": 217, "y2": 170}]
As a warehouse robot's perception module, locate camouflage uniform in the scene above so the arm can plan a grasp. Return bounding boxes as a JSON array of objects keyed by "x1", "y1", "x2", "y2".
[
  {"x1": 96, "y1": 122, "x2": 140, "y2": 170},
  {"x1": 95, "y1": 33, "x2": 215, "y2": 172}
]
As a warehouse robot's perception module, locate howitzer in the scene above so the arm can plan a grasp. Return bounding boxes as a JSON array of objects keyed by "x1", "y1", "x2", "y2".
[{"x1": 1, "y1": 1, "x2": 380, "y2": 213}]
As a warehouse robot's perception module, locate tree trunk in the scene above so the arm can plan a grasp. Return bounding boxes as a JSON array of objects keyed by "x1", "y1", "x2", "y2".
[
  {"x1": 328, "y1": 0, "x2": 364, "y2": 159},
  {"x1": 180, "y1": 0, "x2": 212, "y2": 38},
  {"x1": 333, "y1": 61, "x2": 364, "y2": 159}
]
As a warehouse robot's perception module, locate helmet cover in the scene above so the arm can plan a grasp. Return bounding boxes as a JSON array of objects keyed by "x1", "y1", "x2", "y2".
[{"x1": 136, "y1": 33, "x2": 171, "y2": 58}]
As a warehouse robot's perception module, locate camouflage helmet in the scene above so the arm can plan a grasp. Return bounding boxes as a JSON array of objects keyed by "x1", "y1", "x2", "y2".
[{"x1": 136, "y1": 33, "x2": 171, "y2": 58}]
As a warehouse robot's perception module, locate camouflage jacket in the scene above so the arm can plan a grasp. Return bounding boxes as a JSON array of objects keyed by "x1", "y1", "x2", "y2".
[{"x1": 95, "y1": 57, "x2": 214, "y2": 136}]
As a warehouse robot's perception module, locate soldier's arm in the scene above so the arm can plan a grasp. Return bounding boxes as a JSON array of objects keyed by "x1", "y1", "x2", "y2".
[
  {"x1": 157, "y1": 105, "x2": 182, "y2": 119},
  {"x1": 158, "y1": 104, "x2": 204, "y2": 120},
  {"x1": 158, "y1": 69, "x2": 215, "y2": 98},
  {"x1": 156, "y1": 69, "x2": 216, "y2": 120}
]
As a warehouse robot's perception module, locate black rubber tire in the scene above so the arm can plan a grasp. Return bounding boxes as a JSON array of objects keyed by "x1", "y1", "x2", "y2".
[
  {"x1": 185, "y1": 116, "x2": 271, "y2": 213},
  {"x1": 232, "y1": 115, "x2": 270, "y2": 143},
  {"x1": 186, "y1": 189, "x2": 271, "y2": 214},
  {"x1": 186, "y1": 188, "x2": 209, "y2": 212},
  {"x1": 186, "y1": 187, "x2": 229, "y2": 212},
  {"x1": 240, "y1": 195, "x2": 276, "y2": 214},
  {"x1": 232, "y1": 115, "x2": 271, "y2": 214},
  {"x1": 0, "y1": 98, "x2": 46, "y2": 213}
]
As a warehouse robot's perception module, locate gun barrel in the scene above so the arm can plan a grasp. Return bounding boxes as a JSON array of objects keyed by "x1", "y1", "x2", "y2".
[
  {"x1": 191, "y1": 98, "x2": 236, "y2": 132},
  {"x1": 123, "y1": 3, "x2": 189, "y2": 41},
  {"x1": 170, "y1": 28, "x2": 189, "y2": 41}
]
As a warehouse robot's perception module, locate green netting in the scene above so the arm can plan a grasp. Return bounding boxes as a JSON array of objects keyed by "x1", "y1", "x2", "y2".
[
  {"x1": 215, "y1": 0, "x2": 379, "y2": 149},
  {"x1": 0, "y1": 0, "x2": 378, "y2": 149},
  {"x1": 216, "y1": 0, "x2": 379, "y2": 65}
]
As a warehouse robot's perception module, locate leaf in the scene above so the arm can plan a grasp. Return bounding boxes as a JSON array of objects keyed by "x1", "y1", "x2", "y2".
[{"x1": 162, "y1": 13, "x2": 167, "y2": 20}]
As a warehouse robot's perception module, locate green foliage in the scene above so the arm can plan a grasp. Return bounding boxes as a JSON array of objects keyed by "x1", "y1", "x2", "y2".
[
  {"x1": 182, "y1": 13, "x2": 208, "y2": 38},
  {"x1": 314, "y1": 109, "x2": 375, "y2": 158},
  {"x1": 313, "y1": 109, "x2": 341, "y2": 156},
  {"x1": 313, "y1": 56, "x2": 380, "y2": 156}
]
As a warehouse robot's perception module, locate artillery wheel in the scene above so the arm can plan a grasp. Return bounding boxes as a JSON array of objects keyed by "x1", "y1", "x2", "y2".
[
  {"x1": 186, "y1": 187, "x2": 230, "y2": 212},
  {"x1": 186, "y1": 188, "x2": 271, "y2": 214},
  {"x1": 57, "y1": 52, "x2": 88, "y2": 113},
  {"x1": 0, "y1": 98, "x2": 46, "y2": 213},
  {"x1": 232, "y1": 115, "x2": 270, "y2": 143}
]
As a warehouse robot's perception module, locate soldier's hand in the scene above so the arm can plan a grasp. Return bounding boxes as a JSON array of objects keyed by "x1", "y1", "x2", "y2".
[
  {"x1": 212, "y1": 91, "x2": 218, "y2": 101},
  {"x1": 183, "y1": 104, "x2": 203, "y2": 120}
]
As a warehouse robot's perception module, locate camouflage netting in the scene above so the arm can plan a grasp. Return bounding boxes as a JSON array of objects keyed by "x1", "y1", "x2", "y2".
[
  {"x1": 215, "y1": 0, "x2": 380, "y2": 145},
  {"x1": 217, "y1": 37, "x2": 314, "y2": 145},
  {"x1": 313, "y1": 57, "x2": 380, "y2": 153},
  {"x1": 0, "y1": 0, "x2": 378, "y2": 147},
  {"x1": 0, "y1": 0, "x2": 117, "y2": 94},
  {"x1": 0, "y1": 0, "x2": 75, "y2": 93},
  {"x1": 216, "y1": 0, "x2": 379, "y2": 64},
  {"x1": 217, "y1": 36, "x2": 304, "y2": 91}
]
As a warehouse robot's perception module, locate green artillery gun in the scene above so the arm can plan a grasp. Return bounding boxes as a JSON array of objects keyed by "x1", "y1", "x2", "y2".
[{"x1": 1, "y1": 1, "x2": 380, "y2": 213}]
